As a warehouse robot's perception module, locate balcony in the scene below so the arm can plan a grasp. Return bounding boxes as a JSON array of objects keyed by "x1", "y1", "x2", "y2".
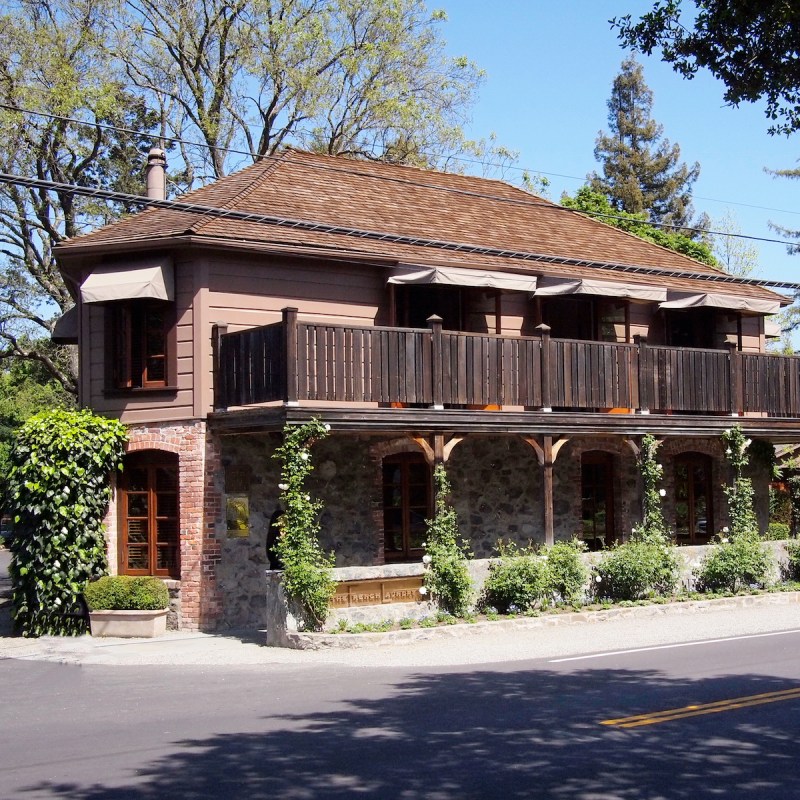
[{"x1": 212, "y1": 309, "x2": 800, "y2": 421}]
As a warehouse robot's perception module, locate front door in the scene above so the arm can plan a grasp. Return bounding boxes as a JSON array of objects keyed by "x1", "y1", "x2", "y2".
[
  {"x1": 581, "y1": 451, "x2": 615, "y2": 550},
  {"x1": 675, "y1": 453, "x2": 713, "y2": 544}
]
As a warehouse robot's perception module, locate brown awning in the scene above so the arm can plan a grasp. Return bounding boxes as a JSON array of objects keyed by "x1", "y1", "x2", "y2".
[
  {"x1": 659, "y1": 291, "x2": 781, "y2": 315},
  {"x1": 765, "y1": 318, "x2": 782, "y2": 338},
  {"x1": 51, "y1": 305, "x2": 78, "y2": 344},
  {"x1": 80, "y1": 257, "x2": 174, "y2": 304},
  {"x1": 388, "y1": 265, "x2": 537, "y2": 293},
  {"x1": 533, "y1": 276, "x2": 667, "y2": 302}
]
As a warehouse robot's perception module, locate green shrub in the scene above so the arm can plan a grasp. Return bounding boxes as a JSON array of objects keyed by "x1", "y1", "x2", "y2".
[
  {"x1": 84, "y1": 575, "x2": 169, "y2": 611},
  {"x1": 783, "y1": 541, "x2": 800, "y2": 581},
  {"x1": 594, "y1": 537, "x2": 679, "y2": 601},
  {"x1": 546, "y1": 539, "x2": 588, "y2": 604},
  {"x1": 7, "y1": 409, "x2": 127, "y2": 636},
  {"x1": 695, "y1": 534, "x2": 773, "y2": 593},
  {"x1": 481, "y1": 541, "x2": 549, "y2": 613},
  {"x1": 423, "y1": 464, "x2": 473, "y2": 617},
  {"x1": 765, "y1": 522, "x2": 791, "y2": 541}
]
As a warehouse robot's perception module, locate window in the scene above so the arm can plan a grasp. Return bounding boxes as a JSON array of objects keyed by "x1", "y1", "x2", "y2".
[
  {"x1": 107, "y1": 300, "x2": 174, "y2": 390},
  {"x1": 119, "y1": 451, "x2": 179, "y2": 578},
  {"x1": 675, "y1": 453, "x2": 713, "y2": 545},
  {"x1": 382, "y1": 453, "x2": 431, "y2": 561},
  {"x1": 581, "y1": 451, "x2": 616, "y2": 550}
]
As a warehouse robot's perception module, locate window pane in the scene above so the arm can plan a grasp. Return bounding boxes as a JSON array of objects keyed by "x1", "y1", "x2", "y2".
[
  {"x1": 127, "y1": 544, "x2": 148, "y2": 571},
  {"x1": 127, "y1": 492, "x2": 148, "y2": 518},
  {"x1": 156, "y1": 467, "x2": 178, "y2": 490},
  {"x1": 156, "y1": 517, "x2": 178, "y2": 544},
  {"x1": 157, "y1": 545, "x2": 178, "y2": 571},
  {"x1": 156, "y1": 492, "x2": 178, "y2": 519},
  {"x1": 127, "y1": 518, "x2": 148, "y2": 544},
  {"x1": 127, "y1": 468, "x2": 148, "y2": 492}
]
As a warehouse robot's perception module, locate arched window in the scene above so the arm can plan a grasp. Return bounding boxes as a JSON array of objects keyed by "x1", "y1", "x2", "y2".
[
  {"x1": 382, "y1": 452, "x2": 431, "y2": 562},
  {"x1": 674, "y1": 453, "x2": 713, "y2": 545},
  {"x1": 118, "y1": 451, "x2": 179, "y2": 577},
  {"x1": 581, "y1": 451, "x2": 616, "y2": 550}
]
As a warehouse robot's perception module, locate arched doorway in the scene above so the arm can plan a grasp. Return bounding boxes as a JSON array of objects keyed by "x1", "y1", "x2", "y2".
[
  {"x1": 382, "y1": 452, "x2": 431, "y2": 562},
  {"x1": 674, "y1": 452, "x2": 714, "y2": 545},
  {"x1": 581, "y1": 451, "x2": 616, "y2": 550}
]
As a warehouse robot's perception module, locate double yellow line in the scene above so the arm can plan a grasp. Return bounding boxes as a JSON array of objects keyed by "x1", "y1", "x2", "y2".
[{"x1": 601, "y1": 686, "x2": 800, "y2": 728}]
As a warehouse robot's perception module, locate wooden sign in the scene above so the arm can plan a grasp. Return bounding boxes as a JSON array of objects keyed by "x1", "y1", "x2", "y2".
[{"x1": 330, "y1": 576, "x2": 424, "y2": 608}]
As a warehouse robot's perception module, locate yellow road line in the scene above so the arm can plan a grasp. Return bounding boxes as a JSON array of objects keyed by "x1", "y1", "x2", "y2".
[{"x1": 600, "y1": 687, "x2": 800, "y2": 728}]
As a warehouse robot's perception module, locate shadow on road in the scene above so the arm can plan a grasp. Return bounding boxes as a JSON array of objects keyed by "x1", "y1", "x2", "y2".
[{"x1": 19, "y1": 665, "x2": 800, "y2": 799}]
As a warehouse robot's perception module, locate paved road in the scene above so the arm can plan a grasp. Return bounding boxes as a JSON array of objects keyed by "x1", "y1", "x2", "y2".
[{"x1": 2, "y1": 627, "x2": 800, "y2": 799}]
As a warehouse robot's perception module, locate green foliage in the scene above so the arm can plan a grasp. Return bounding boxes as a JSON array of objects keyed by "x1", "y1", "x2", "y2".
[
  {"x1": 765, "y1": 522, "x2": 790, "y2": 541},
  {"x1": 769, "y1": 485, "x2": 792, "y2": 525},
  {"x1": 721, "y1": 426, "x2": 758, "y2": 538},
  {"x1": 783, "y1": 541, "x2": 800, "y2": 581},
  {"x1": 588, "y1": 55, "x2": 701, "y2": 230},
  {"x1": 7, "y1": 409, "x2": 127, "y2": 636},
  {"x1": 273, "y1": 419, "x2": 336, "y2": 631},
  {"x1": 614, "y1": 2, "x2": 800, "y2": 136},
  {"x1": 83, "y1": 575, "x2": 169, "y2": 611},
  {"x1": 561, "y1": 187, "x2": 717, "y2": 266},
  {"x1": 546, "y1": 539, "x2": 589, "y2": 604},
  {"x1": 695, "y1": 535, "x2": 773, "y2": 592},
  {"x1": 636, "y1": 434, "x2": 670, "y2": 541},
  {"x1": 481, "y1": 541, "x2": 550, "y2": 613},
  {"x1": 593, "y1": 538, "x2": 679, "y2": 601},
  {"x1": 423, "y1": 464, "x2": 473, "y2": 617}
]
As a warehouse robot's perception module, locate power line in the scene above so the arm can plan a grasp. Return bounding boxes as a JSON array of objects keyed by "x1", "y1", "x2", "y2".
[
  {"x1": 5, "y1": 101, "x2": 800, "y2": 236},
  {"x1": 3, "y1": 170, "x2": 799, "y2": 292}
]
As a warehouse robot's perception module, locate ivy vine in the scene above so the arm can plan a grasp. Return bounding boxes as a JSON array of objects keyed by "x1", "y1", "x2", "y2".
[
  {"x1": 635, "y1": 434, "x2": 669, "y2": 543},
  {"x1": 7, "y1": 409, "x2": 127, "y2": 637},
  {"x1": 273, "y1": 419, "x2": 336, "y2": 631}
]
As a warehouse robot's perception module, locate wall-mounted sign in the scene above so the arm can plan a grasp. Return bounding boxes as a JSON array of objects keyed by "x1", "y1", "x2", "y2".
[{"x1": 331, "y1": 576, "x2": 424, "y2": 608}]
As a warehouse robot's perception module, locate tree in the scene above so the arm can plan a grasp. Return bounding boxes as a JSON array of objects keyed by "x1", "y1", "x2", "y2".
[
  {"x1": 0, "y1": 0, "x2": 162, "y2": 393},
  {"x1": 613, "y1": 1, "x2": 800, "y2": 136},
  {"x1": 561, "y1": 186, "x2": 717, "y2": 267},
  {"x1": 711, "y1": 210, "x2": 759, "y2": 276},
  {"x1": 119, "y1": 0, "x2": 488, "y2": 181},
  {"x1": 589, "y1": 56, "x2": 701, "y2": 230}
]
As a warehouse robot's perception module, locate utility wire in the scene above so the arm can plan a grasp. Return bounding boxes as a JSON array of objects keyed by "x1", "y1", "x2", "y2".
[
  {"x1": 4, "y1": 102, "x2": 800, "y2": 241},
  {"x1": 3, "y1": 171, "x2": 799, "y2": 292}
]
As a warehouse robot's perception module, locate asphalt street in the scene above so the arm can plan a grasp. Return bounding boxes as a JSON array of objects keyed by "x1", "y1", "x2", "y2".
[{"x1": 3, "y1": 624, "x2": 800, "y2": 799}]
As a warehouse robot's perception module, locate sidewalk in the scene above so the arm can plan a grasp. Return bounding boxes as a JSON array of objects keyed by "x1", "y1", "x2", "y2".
[{"x1": 2, "y1": 592, "x2": 799, "y2": 669}]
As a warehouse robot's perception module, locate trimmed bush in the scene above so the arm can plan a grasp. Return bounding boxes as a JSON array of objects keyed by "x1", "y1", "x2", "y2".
[
  {"x1": 696, "y1": 535, "x2": 773, "y2": 593},
  {"x1": 594, "y1": 536, "x2": 679, "y2": 601},
  {"x1": 546, "y1": 539, "x2": 588, "y2": 604},
  {"x1": 481, "y1": 542, "x2": 549, "y2": 613},
  {"x1": 84, "y1": 575, "x2": 169, "y2": 611},
  {"x1": 765, "y1": 522, "x2": 791, "y2": 541},
  {"x1": 7, "y1": 409, "x2": 127, "y2": 636}
]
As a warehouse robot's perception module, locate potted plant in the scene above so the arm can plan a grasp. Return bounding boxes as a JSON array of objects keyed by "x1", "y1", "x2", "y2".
[{"x1": 83, "y1": 575, "x2": 170, "y2": 638}]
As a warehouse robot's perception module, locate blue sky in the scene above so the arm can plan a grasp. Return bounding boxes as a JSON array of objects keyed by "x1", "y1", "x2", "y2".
[{"x1": 436, "y1": 1, "x2": 800, "y2": 290}]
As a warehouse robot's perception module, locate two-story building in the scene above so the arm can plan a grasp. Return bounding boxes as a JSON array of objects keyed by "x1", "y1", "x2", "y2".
[{"x1": 54, "y1": 148, "x2": 799, "y2": 630}]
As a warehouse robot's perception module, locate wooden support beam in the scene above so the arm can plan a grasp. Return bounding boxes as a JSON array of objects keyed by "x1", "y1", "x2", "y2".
[
  {"x1": 410, "y1": 435, "x2": 435, "y2": 466},
  {"x1": 543, "y1": 434, "x2": 555, "y2": 547}
]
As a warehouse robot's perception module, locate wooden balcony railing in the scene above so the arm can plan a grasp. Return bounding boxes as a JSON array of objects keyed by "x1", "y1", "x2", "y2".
[{"x1": 212, "y1": 308, "x2": 800, "y2": 418}]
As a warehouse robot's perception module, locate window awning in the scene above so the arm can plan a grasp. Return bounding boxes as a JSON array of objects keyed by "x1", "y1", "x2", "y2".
[
  {"x1": 80, "y1": 258, "x2": 174, "y2": 304},
  {"x1": 51, "y1": 305, "x2": 78, "y2": 344},
  {"x1": 658, "y1": 291, "x2": 781, "y2": 315},
  {"x1": 765, "y1": 318, "x2": 782, "y2": 338},
  {"x1": 388, "y1": 265, "x2": 537, "y2": 293},
  {"x1": 533, "y1": 276, "x2": 667, "y2": 302}
]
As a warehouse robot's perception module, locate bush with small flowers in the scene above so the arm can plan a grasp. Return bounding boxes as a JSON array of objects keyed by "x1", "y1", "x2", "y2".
[
  {"x1": 273, "y1": 419, "x2": 336, "y2": 631},
  {"x1": 422, "y1": 464, "x2": 473, "y2": 617},
  {"x1": 481, "y1": 540, "x2": 550, "y2": 613}
]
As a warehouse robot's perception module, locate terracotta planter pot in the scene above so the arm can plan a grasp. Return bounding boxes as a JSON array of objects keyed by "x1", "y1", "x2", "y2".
[{"x1": 88, "y1": 609, "x2": 168, "y2": 638}]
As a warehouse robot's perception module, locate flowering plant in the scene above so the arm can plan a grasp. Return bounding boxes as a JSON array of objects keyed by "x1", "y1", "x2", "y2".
[
  {"x1": 273, "y1": 419, "x2": 335, "y2": 630},
  {"x1": 634, "y1": 434, "x2": 670, "y2": 543}
]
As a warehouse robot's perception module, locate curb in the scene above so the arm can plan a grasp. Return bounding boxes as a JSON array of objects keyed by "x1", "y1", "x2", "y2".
[{"x1": 284, "y1": 590, "x2": 800, "y2": 650}]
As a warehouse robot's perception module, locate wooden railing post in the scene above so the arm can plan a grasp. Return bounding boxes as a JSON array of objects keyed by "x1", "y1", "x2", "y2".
[
  {"x1": 282, "y1": 307, "x2": 299, "y2": 405},
  {"x1": 726, "y1": 340, "x2": 742, "y2": 416},
  {"x1": 535, "y1": 324, "x2": 552, "y2": 412},
  {"x1": 428, "y1": 314, "x2": 444, "y2": 409},
  {"x1": 212, "y1": 322, "x2": 228, "y2": 411},
  {"x1": 634, "y1": 334, "x2": 651, "y2": 414}
]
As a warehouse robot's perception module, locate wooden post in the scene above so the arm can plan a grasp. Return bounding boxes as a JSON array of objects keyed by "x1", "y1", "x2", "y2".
[
  {"x1": 535, "y1": 323, "x2": 552, "y2": 412},
  {"x1": 282, "y1": 307, "x2": 299, "y2": 405},
  {"x1": 634, "y1": 334, "x2": 651, "y2": 414},
  {"x1": 428, "y1": 314, "x2": 444, "y2": 409},
  {"x1": 543, "y1": 434, "x2": 554, "y2": 546},
  {"x1": 211, "y1": 322, "x2": 228, "y2": 411},
  {"x1": 726, "y1": 340, "x2": 742, "y2": 416}
]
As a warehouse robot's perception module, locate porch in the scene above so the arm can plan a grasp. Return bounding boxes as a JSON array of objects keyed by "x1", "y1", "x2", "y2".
[{"x1": 212, "y1": 308, "x2": 800, "y2": 421}]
